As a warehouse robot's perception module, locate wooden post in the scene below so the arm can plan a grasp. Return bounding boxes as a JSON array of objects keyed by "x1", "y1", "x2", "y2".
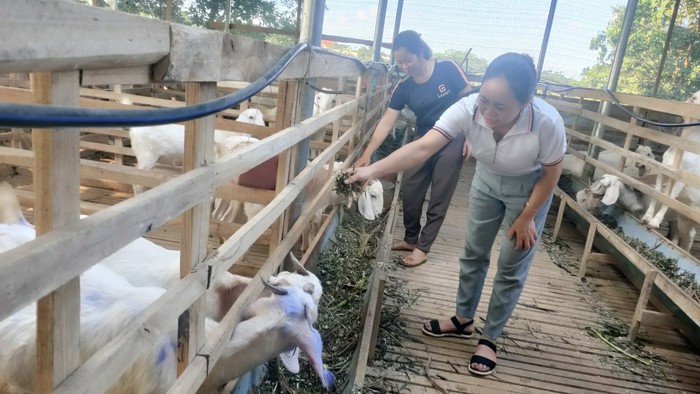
[
  {"x1": 552, "y1": 196, "x2": 567, "y2": 241},
  {"x1": 579, "y1": 222, "x2": 597, "y2": 277},
  {"x1": 270, "y1": 81, "x2": 298, "y2": 256},
  {"x1": 618, "y1": 106, "x2": 638, "y2": 172},
  {"x1": 32, "y1": 71, "x2": 81, "y2": 393},
  {"x1": 177, "y1": 82, "x2": 216, "y2": 374},
  {"x1": 628, "y1": 270, "x2": 658, "y2": 342}
]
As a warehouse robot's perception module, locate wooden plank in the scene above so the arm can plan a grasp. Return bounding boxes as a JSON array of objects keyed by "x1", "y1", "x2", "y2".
[
  {"x1": 32, "y1": 71, "x2": 82, "y2": 392},
  {"x1": 565, "y1": 126, "x2": 700, "y2": 189},
  {"x1": 628, "y1": 270, "x2": 658, "y2": 341},
  {"x1": 81, "y1": 66, "x2": 152, "y2": 86},
  {"x1": 155, "y1": 25, "x2": 364, "y2": 82},
  {"x1": 0, "y1": 1, "x2": 170, "y2": 73},
  {"x1": 54, "y1": 271, "x2": 207, "y2": 394},
  {"x1": 214, "y1": 98, "x2": 358, "y2": 186},
  {"x1": 177, "y1": 82, "x2": 216, "y2": 374},
  {"x1": 552, "y1": 197, "x2": 566, "y2": 241},
  {"x1": 579, "y1": 222, "x2": 597, "y2": 277},
  {"x1": 588, "y1": 252, "x2": 617, "y2": 264},
  {"x1": 0, "y1": 165, "x2": 214, "y2": 322},
  {"x1": 0, "y1": 146, "x2": 174, "y2": 188},
  {"x1": 552, "y1": 88, "x2": 700, "y2": 120},
  {"x1": 641, "y1": 310, "x2": 681, "y2": 330}
]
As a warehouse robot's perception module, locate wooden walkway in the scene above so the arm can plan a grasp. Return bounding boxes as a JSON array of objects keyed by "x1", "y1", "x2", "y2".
[{"x1": 365, "y1": 159, "x2": 700, "y2": 394}]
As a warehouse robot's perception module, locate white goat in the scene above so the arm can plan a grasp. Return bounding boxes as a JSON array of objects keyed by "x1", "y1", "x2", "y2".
[
  {"x1": 578, "y1": 174, "x2": 696, "y2": 252},
  {"x1": 562, "y1": 145, "x2": 656, "y2": 181},
  {"x1": 310, "y1": 90, "x2": 339, "y2": 158},
  {"x1": 0, "y1": 263, "x2": 178, "y2": 394},
  {"x1": 130, "y1": 108, "x2": 265, "y2": 194},
  {"x1": 641, "y1": 90, "x2": 700, "y2": 233},
  {"x1": 0, "y1": 225, "x2": 333, "y2": 394},
  {"x1": 357, "y1": 179, "x2": 384, "y2": 221}
]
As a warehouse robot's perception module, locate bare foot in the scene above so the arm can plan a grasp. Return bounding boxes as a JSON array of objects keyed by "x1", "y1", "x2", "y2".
[
  {"x1": 391, "y1": 240, "x2": 417, "y2": 251},
  {"x1": 400, "y1": 249, "x2": 428, "y2": 267}
]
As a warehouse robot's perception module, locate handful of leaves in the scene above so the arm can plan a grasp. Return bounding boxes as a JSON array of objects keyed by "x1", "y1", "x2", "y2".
[{"x1": 334, "y1": 171, "x2": 362, "y2": 197}]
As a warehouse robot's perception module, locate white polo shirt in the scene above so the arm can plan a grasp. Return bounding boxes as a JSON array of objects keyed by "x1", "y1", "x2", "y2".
[{"x1": 433, "y1": 94, "x2": 567, "y2": 176}]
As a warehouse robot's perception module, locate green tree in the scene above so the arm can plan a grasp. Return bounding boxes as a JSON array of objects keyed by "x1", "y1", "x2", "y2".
[
  {"x1": 118, "y1": 0, "x2": 190, "y2": 24},
  {"x1": 580, "y1": 0, "x2": 700, "y2": 100},
  {"x1": 539, "y1": 70, "x2": 580, "y2": 86},
  {"x1": 433, "y1": 49, "x2": 488, "y2": 74}
]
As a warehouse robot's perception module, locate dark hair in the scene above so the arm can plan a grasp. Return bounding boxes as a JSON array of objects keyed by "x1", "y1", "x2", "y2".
[
  {"x1": 392, "y1": 30, "x2": 432, "y2": 59},
  {"x1": 483, "y1": 53, "x2": 537, "y2": 104}
]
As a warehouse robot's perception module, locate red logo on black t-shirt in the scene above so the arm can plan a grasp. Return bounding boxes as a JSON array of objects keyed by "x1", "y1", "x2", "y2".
[{"x1": 438, "y1": 84, "x2": 446, "y2": 93}]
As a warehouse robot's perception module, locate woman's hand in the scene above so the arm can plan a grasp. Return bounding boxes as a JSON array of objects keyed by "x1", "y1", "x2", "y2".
[
  {"x1": 355, "y1": 153, "x2": 372, "y2": 168},
  {"x1": 345, "y1": 166, "x2": 375, "y2": 185},
  {"x1": 463, "y1": 140, "x2": 472, "y2": 160},
  {"x1": 507, "y1": 215, "x2": 537, "y2": 250}
]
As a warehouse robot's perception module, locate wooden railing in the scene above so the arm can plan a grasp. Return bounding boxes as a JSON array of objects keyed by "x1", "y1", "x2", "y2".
[{"x1": 0, "y1": 1, "x2": 392, "y2": 392}]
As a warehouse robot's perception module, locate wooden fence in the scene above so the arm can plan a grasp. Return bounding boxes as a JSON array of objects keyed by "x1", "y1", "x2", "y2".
[{"x1": 0, "y1": 1, "x2": 392, "y2": 392}]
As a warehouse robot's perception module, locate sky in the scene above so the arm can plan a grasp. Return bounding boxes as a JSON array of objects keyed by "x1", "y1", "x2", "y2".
[{"x1": 322, "y1": 0, "x2": 628, "y2": 79}]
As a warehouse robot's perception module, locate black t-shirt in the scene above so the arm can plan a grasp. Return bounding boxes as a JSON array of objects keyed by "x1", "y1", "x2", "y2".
[{"x1": 388, "y1": 60, "x2": 470, "y2": 136}]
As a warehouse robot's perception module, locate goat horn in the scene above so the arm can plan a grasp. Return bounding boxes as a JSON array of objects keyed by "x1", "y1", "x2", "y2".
[
  {"x1": 260, "y1": 277, "x2": 288, "y2": 296},
  {"x1": 288, "y1": 252, "x2": 310, "y2": 276}
]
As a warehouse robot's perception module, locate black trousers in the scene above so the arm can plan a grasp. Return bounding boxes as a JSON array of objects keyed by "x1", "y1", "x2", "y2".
[{"x1": 402, "y1": 133, "x2": 465, "y2": 253}]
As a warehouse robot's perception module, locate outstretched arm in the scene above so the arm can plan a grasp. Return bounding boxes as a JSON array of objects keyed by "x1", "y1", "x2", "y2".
[
  {"x1": 347, "y1": 129, "x2": 450, "y2": 183},
  {"x1": 356, "y1": 108, "x2": 401, "y2": 167}
]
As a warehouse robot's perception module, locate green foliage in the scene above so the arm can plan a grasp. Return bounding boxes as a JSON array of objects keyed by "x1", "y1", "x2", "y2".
[
  {"x1": 581, "y1": 0, "x2": 700, "y2": 100},
  {"x1": 433, "y1": 49, "x2": 488, "y2": 74},
  {"x1": 539, "y1": 70, "x2": 580, "y2": 86}
]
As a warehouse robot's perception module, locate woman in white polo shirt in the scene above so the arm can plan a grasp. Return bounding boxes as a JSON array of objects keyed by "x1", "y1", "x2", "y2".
[{"x1": 346, "y1": 52, "x2": 566, "y2": 376}]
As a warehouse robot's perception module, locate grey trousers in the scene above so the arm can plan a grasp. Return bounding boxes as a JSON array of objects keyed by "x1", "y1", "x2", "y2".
[
  {"x1": 456, "y1": 163, "x2": 551, "y2": 339},
  {"x1": 402, "y1": 133, "x2": 466, "y2": 253}
]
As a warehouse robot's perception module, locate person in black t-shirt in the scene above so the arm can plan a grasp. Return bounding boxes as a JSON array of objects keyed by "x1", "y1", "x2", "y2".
[{"x1": 356, "y1": 30, "x2": 472, "y2": 267}]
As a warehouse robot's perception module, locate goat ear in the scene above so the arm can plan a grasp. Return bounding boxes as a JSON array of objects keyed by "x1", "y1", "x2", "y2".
[
  {"x1": 303, "y1": 282, "x2": 315, "y2": 297},
  {"x1": 288, "y1": 252, "x2": 310, "y2": 276},
  {"x1": 260, "y1": 277, "x2": 288, "y2": 296},
  {"x1": 601, "y1": 183, "x2": 620, "y2": 205}
]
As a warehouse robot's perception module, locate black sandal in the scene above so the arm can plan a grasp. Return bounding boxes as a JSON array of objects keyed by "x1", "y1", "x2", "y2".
[
  {"x1": 468, "y1": 338, "x2": 497, "y2": 376},
  {"x1": 421, "y1": 316, "x2": 474, "y2": 339}
]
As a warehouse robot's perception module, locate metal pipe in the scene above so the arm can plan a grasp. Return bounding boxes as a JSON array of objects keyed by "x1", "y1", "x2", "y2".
[
  {"x1": 225, "y1": 0, "x2": 232, "y2": 32},
  {"x1": 536, "y1": 0, "x2": 558, "y2": 81},
  {"x1": 389, "y1": 0, "x2": 404, "y2": 64},
  {"x1": 585, "y1": 0, "x2": 638, "y2": 179},
  {"x1": 291, "y1": 0, "x2": 326, "y2": 250},
  {"x1": 372, "y1": 0, "x2": 389, "y2": 62},
  {"x1": 652, "y1": 0, "x2": 681, "y2": 97}
]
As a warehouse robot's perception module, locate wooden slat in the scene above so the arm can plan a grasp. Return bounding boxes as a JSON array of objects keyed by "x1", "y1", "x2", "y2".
[
  {"x1": 0, "y1": 1, "x2": 170, "y2": 73},
  {"x1": 628, "y1": 270, "x2": 658, "y2": 342},
  {"x1": 177, "y1": 82, "x2": 215, "y2": 374},
  {"x1": 155, "y1": 25, "x2": 364, "y2": 82},
  {"x1": 81, "y1": 66, "x2": 151, "y2": 86},
  {"x1": 32, "y1": 71, "x2": 82, "y2": 392}
]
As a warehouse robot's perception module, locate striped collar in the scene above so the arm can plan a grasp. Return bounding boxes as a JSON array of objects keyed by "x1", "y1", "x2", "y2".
[{"x1": 472, "y1": 101, "x2": 535, "y2": 136}]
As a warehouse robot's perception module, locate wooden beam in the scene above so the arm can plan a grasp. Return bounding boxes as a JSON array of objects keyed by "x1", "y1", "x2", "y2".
[
  {"x1": 628, "y1": 270, "x2": 658, "y2": 342},
  {"x1": 552, "y1": 198, "x2": 566, "y2": 241},
  {"x1": 209, "y1": 21, "x2": 299, "y2": 37},
  {"x1": 0, "y1": 1, "x2": 170, "y2": 73},
  {"x1": 81, "y1": 66, "x2": 152, "y2": 86},
  {"x1": 579, "y1": 222, "x2": 597, "y2": 277},
  {"x1": 0, "y1": 165, "x2": 213, "y2": 322},
  {"x1": 32, "y1": 71, "x2": 82, "y2": 392},
  {"x1": 177, "y1": 82, "x2": 216, "y2": 374},
  {"x1": 640, "y1": 310, "x2": 681, "y2": 330},
  {"x1": 549, "y1": 88, "x2": 700, "y2": 120},
  {"x1": 588, "y1": 252, "x2": 617, "y2": 264},
  {"x1": 155, "y1": 25, "x2": 364, "y2": 82}
]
